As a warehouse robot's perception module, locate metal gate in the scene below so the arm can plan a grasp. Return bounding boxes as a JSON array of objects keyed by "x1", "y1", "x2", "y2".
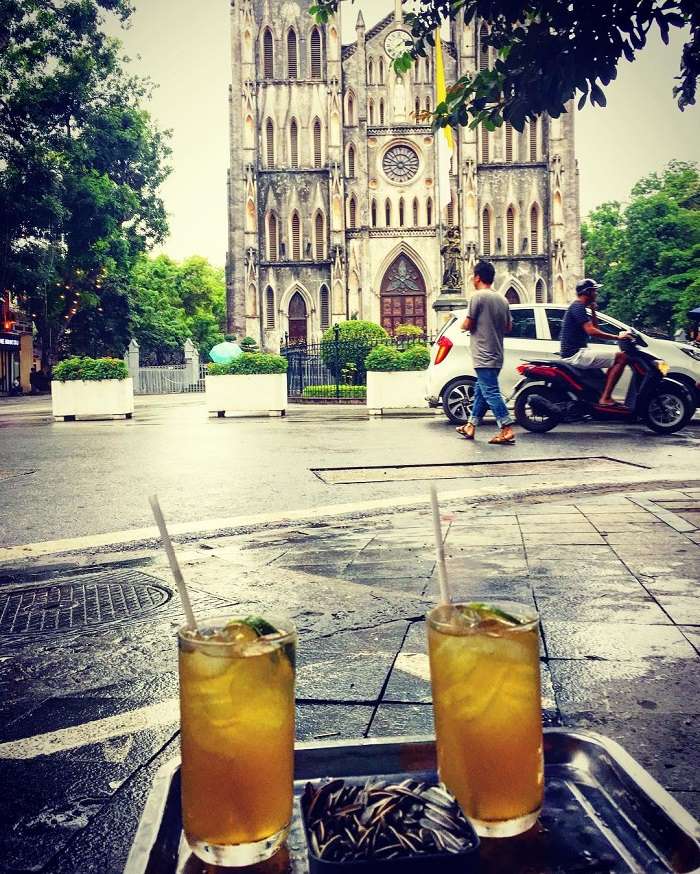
[
  {"x1": 135, "y1": 363, "x2": 207, "y2": 395},
  {"x1": 280, "y1": 328, "x2": 433, "y2": 403}
]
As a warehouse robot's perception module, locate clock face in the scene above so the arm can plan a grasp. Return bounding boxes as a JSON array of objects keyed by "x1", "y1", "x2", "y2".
[{"x1": 384, "y1": 30, "x2": 409, "y2": 59}]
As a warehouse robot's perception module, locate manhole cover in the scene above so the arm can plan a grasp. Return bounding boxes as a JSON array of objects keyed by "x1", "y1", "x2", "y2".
[
  {"x1": 312, "y1": 456, "x2": 647, "y2": 485},
  {"x1": 0, "y1": 570, "x2": 173, "y2": 638}
]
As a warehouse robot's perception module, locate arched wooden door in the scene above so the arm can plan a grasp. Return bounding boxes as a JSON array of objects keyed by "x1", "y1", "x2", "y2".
[
  {"x1": 288, "y1": 291, "x2": 307, "y2": 343},
  {"x1": 380, "y1": 254, "x2": 426, "y2": 334},
  {"x1": 505, "y1": 287, "x2": 521, "y2": 304}
]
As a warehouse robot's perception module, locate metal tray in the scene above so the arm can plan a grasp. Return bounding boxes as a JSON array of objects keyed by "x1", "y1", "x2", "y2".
[{"x1": 125, "y1": 729, "x2": 700, "y2": 874}]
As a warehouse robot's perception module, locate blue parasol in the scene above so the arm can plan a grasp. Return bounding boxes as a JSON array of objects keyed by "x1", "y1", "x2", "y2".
[{"x1": 209, "y1": 341, "x2": 243, "y2": 363}]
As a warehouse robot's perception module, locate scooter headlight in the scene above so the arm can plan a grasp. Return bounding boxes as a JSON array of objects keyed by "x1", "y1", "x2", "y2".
[{"x1": 656, "y1": 360, "x2": 669, "y2": 375}]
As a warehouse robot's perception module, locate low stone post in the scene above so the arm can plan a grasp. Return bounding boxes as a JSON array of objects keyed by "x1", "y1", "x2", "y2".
[{"x1": 184, "y1": 339, "x2": 200, "y2": 386}]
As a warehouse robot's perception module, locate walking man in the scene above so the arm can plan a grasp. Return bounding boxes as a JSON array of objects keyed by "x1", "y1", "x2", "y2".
[{"x1": 456, "y1": 260, "x2": 515, "y2": 445}]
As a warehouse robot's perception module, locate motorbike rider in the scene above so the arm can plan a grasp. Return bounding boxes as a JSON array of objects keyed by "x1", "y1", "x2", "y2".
[{"x1": 560, "y1": 278, "x2": 634, "y2": 407}]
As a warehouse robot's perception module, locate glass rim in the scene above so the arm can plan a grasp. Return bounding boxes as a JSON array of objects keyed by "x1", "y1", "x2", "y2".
[
  {"x1": 426, "y1": 601, "x2": 539, "y2": 633},
  {"x1": 177, "y1": 614, "x2": 297, "y2": 648}
]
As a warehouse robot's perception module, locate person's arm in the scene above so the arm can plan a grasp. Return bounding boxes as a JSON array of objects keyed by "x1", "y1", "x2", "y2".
[
  {"x1": 582, "y1": 321, "x2": 631, "y2": 341},
  {"x1": 461, "y1": 298, "x2": 478, "y2": 332},
  {"x1": 461, "y1": 315, "x2": 473, "y2": 332}
]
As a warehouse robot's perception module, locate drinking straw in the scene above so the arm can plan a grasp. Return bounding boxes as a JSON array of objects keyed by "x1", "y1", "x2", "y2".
[
  {"x1": 149, "y1": 494, "x2": 198, "y2": 630},
  {"x1": 430, "y1": 483, "x2": 451, "y2": 606}
]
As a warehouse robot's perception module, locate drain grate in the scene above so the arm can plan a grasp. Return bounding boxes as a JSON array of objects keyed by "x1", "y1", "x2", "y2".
[
  {"x1": 312, "y1": 456, "x2": 647, "y2": 485},
  {"x1": 0, "y1": 569, "x2": 172, "y2": 638}
]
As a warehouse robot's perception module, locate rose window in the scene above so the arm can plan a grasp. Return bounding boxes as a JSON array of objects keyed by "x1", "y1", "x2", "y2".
[{"x1": 382, "y1": 145, "x2": 419, "y2": 182}]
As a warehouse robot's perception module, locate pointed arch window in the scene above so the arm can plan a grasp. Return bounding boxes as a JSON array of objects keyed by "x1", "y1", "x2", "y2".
[
  {"x1": 529, "y1": 118, "x2": 538, "y2": 161},
  {"x1": 379, "y1": 99, "x2": 385, "y2": 125},
  {"x1": 347, "y1": 143, "x2": 355, "y2": 177},
  {"x1": 320, "y1": 284, "x2": 330, "y2": 330},
  {"x1": 310, "y1": 27, "x2": 322, "y2": 78},
  {"x1": 287, "y1": 29, "x2": 298, "y2": 79},
  {"x1": 267, "y1": 213, "x2": 279, "y2": 261},
  {"x1": 426, "y1": 197, "x2": 433, "y2": 226},
  {"x1": 378, "y1": 57, "x2": 385, "y2": 84},
  {"x1": 424, "y1": 96, "x2": 431, "y2": 113},
  {"x1": 535, "y1": 279, "x2": 545, "y2": 303},
  {"x1": 313, "y1": 118, "x2": 322, "y2": 167},
  {"x1": 505, "y1": 123, "x2": 514, "y2": 162},
  {"x1": 291, "y1": 211, "x2": 301, "y2": 260},
  {"x1": 348, "y1": 196, "x2": 357, "y2": 228},
  {"x1": 265, "y1": 118, "x2": 275, "y2": 167},
  {"x1": 265, "y1": 287, "x2": 275, "y2": 328},
  {"x1": 479, "y1": 23, "x2": 489, "y2": 71},
  {"x1": 415, "y1": 97, "x2": 420, "y2": 120},
  {"x1": 506, "y1": 206, "x2": 515, "y2": 255},
  {"x1": 368, "y1": 99, "x2": 375, "y2": 125},
  {"x1": 263, "y1": 28, "x2": 274, "y2": 79},
  {"x1": 385, "y1": 198, "x2": 392, "y2": 227},
  {"x1": 425, "y1": 56, "x2": 431, "y2": 82},
  {"x1": 399, "y1": 197, "x2": 405, "y2": 227},
  {"x1": 481, "y1": 125, "x2": 489, "y2": 163},
  {"x1": 290, "y1": 119, "x2": 299, "y2": 168},
  {"x1": 413, "y1": 197, "x2": 419, "y2": 226},
  {"x1": 482, "y1": 208, "x2": 491, "y2": 255},
  {"x1": 371, "y1": 198, "x2": 377, "y2": 227},
  {"x1": 530, "y1": 204, "x2": 539, "y2": 253},
  {"x1": 347, "y1": 92, "x2": 355, "y2": 125},
  {"x1": 447, "y1": 193, "x2": 455, "y2": 225},
  {"x1": 368, "y1": 58, "x2": 374, "y2": 84},
  {"x1": 314, "y1": 212, "x2": 325, "y2": 259}
]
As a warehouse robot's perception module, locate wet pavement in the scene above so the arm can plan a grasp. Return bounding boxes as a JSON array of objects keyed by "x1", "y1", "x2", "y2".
[
  {"x1": 0, "y1": 485, "x2": 698, "y2": 872},
  {"x1": 1, "y1": 393, "x2": 699, "y2": 547}
]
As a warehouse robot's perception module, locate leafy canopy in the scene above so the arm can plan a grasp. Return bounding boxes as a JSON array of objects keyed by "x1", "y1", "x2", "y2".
[
  {"x1": 582, "y1": 161, "x2": 700, "y2": 334},
  {"x1": 1, "y1": 0, "x2": 171, "y2": 362},
  {"x1": 311, "y1": 1, "x2": 699, "y2": 131}
]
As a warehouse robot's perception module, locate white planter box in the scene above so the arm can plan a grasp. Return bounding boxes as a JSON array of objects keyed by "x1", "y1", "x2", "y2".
[
  {"x1": 366, "y1": 370, "x2": 429, "y2": 413},
  {"x1": 51, "y1": 378, "x2": 134, "y2": 420},
  {"x1": 205, "y1": 373, "x2": 287, "y2": 417}
]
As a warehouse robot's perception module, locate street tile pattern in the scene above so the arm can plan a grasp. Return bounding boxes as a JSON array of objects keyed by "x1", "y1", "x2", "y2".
[{"x1": 0, "y1": 488, "x2": 698, "y2": 872}]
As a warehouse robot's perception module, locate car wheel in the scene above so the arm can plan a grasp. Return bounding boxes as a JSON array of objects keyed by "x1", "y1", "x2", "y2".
[{"x1": 442, "y1": 378, "x2": 476, "y2": 425}]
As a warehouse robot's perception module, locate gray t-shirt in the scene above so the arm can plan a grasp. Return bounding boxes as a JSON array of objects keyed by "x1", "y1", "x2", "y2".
[{"x1": 467, "y1": 290, "x2": 511, "y2": 368}]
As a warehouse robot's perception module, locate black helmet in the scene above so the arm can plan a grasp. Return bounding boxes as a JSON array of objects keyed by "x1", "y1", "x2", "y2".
[{"x1": 576, "y1": 278, "x2": 602, "y2": 295}]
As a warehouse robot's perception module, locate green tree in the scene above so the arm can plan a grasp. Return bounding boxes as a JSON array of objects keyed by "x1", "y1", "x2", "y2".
[
  {"x1": 0, "y1": 0, "x2": 171, "y2": 363},
  {"x1": 311, "y1": 1, "x2": 698, "y2": 131},
  {"x1": 582, "y1": 161, "x2": 700, "y2": 333},
  {"x1": 128, "y1": 254, "x2": 225, "y2": 364}
]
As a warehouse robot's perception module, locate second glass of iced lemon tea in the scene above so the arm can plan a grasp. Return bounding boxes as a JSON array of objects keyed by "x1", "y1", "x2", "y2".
[
  {"x1": 178, "y1": 616, "x2": 296, "y2": 866},
  {"x1": 427, "y1": 602, "x2": 543, "y2": 837}
]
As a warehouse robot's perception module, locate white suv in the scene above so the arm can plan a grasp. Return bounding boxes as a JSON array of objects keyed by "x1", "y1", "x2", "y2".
[{"x1": 426, "y1": 304, "x2": 700, "y2": 424}]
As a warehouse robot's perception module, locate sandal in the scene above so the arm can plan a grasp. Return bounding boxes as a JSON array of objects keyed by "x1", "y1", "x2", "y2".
[
  {"x1": 456, "y1": 423, "x2": 476, "y2": 440},
  {"x1": 489, "y1": 428, "x2": 516, "y2": 445}
]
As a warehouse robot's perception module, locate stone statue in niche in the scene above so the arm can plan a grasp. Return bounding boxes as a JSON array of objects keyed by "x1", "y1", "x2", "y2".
[
  {"x1": 441, "y1": 225, "x2": 463, "y2": 291},
  {"x1": 393, "y1": 75, "x2": 407, "y2": 121}
]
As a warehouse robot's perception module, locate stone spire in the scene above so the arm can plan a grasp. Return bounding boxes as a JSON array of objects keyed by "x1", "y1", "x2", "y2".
[
  {"x1": 355, "y1": 9, "x2": 365, "y2": 31},
  {"x1": 394, "y1": 0, "x2": 403, "y2": 22}
]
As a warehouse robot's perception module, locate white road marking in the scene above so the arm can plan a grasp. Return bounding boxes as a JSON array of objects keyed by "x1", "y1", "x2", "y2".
[
  {"x1": 0, "y1": 468, "x2": 677, "y2": 564},
  {"x1": 394, "y1": 652, "x2": 431, "y2": 682},
  {"x1": 0, "y1": 697, "x2": 179, "y2": 760}
]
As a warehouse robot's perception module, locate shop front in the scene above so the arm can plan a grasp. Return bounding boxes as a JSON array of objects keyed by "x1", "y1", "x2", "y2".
[{"x1": 0, "y1": 331, "x2": 21, "y2": 394}]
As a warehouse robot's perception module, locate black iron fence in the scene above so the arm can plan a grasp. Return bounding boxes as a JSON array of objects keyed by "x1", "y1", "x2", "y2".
[{"x1": 280, "y1": 327, "x2": 435, "y2": 403}]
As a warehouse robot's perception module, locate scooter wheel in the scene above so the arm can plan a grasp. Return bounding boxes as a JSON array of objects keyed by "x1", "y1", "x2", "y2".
[
  {"x1": 514, "y1": 385, "x2": 562, "y2": 433},
  {"x1": 641, "y1": 385, "x2": 692, "y2": 434}
]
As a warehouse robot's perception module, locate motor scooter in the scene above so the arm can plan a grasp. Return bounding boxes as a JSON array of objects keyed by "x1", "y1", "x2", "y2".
[{"x1": 512, "y1": 332, "x2": 694, "y2": 435}]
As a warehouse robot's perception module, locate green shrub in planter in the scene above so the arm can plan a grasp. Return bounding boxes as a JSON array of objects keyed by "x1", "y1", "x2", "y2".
[
  {"x1": 320, "y1": 321, "x2": 388, "y2": 383},
  {"x1": 239, "y1": 336, "x2": 259, "y2": 353},
  {"x1": 394, "y1": 323, "x2": 424, "y2": 340},
  {"x1": 53, "y1": 357, "x2": 129, "y2": 381},
  {"x1": 301, "y1": 384, "x2": 367, "y2": 398},
  {"x1": 208, "y1": 352, "x2": 287, "y2": 375},
  {"x1": 365, "y1": 342, "x2": 430, "y2": 372}
]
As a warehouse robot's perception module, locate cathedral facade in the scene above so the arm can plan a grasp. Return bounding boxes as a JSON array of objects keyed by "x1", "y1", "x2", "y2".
[{"x1": 226, "y1": 0, "x2": 582, "y2": 348}]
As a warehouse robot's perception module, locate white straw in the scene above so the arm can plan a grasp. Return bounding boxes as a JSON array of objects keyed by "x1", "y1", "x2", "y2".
[
  {"x1": 430, "y1": 483, "x2": 451, "y2": 606},
  {"x1": 149, "y1": 494, "x2": 198, "y2": 630}
]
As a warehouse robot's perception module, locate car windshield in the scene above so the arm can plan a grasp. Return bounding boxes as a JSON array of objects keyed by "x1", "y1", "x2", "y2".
[{"x1": 435, "y1": 314, "x2": 459, "y2": 341}]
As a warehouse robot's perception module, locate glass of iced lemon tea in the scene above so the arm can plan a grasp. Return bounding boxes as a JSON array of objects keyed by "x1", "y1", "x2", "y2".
[
  {"x1": 427, "y1": 602, "x2": 543, "y2": 837},
  {"x1": 178, "y1": 615, "x2": 296, "y2": 866}
]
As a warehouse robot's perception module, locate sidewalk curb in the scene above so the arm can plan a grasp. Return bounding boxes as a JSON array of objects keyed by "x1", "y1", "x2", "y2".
[{"x1": 1, "y1": 472, "x2": 698, "y2": 571}]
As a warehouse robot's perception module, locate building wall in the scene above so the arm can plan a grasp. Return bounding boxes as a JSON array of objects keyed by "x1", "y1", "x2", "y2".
[{"x1": 227, "y1": 2, "x2": 582, "y2": 347}]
